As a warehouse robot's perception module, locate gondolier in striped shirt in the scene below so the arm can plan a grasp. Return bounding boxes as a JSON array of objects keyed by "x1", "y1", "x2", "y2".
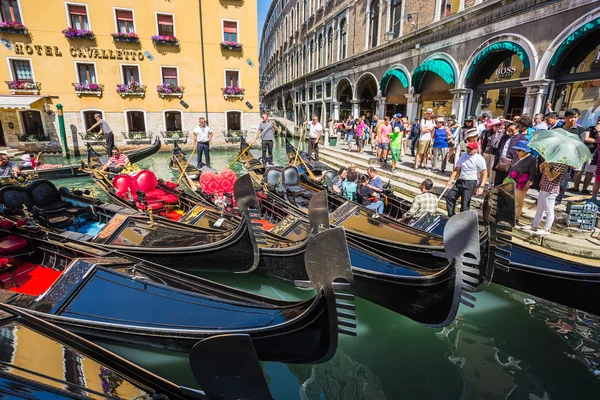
[
  {"x1": 87, "y1": 113, "x2": 115, "y2": 156},
  {"x1": 256, "y1": 113, "x2": 278, "y2": 167}
]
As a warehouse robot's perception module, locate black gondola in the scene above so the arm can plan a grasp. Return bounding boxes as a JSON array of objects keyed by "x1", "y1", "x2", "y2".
[
  {"x1": 31, "y1": 137, "x2": 161, "y2": 180},
  {"x1": 0, "y1": 304, "x2": 275, "y2": 399},
  {"x1": 0, "y1": 217, "x2": 355, "y2": 362}
]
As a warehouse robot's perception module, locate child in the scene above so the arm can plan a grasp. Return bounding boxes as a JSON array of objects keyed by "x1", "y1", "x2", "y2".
[{"x1": 389, "y1": 126, "x2": 404, "y2": 173}]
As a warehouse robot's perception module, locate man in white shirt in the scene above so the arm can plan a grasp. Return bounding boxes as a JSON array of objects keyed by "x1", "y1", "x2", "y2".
[
  {"x1": 193, "y1": 117, "x2": 213, "y2": 168},
  {"x1": 445, "y1": 141, "x2": 488, "y2": 216},
  {"x1": 303, "y1": 115, "x2": 323, "y2": 161},
  {"x1": 415, "y1": 108, "x2": 435, "y2": 170}
]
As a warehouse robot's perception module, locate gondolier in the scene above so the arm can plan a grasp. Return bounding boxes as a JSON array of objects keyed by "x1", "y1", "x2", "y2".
[
  {"x1": 256, "y1": 113, "x2": 278, "y2": 166},
  {"x1": 303, "y1": 115, "x2": 323, "y2": 161},
  {"x1": 87, "y1": 113, "x2": 114, "y2": 156},
  {"x1": 445, "y1": 142, "x2": 488, "y2": 216},
  {"x1": 194, "y1": 117, "x2": 213, "y2": 169}
]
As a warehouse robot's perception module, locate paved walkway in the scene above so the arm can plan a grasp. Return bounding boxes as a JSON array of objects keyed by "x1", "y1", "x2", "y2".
[{"x1": 317, "y1": 140, "x2": 600, "y2": 260}]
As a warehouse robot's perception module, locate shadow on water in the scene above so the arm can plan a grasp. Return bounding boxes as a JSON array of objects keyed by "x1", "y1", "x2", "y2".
[{"x1": 45, "y1": 138, "x2": 600, "y2": 399}]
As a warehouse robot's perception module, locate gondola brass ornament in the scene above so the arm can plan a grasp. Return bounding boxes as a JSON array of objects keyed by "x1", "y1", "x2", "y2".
[
  {"x1": 147, "y1": 207, "x2": 156, "y2": 228},
  {"x1": 21, "y1": 204, "x2": 33, "y2": 221}
]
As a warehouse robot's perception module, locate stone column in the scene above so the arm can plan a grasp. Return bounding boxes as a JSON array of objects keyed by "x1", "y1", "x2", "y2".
[
  {"x1": 450, "y1": 88, "x2": 470, "y2": 121},
  {"x1": 351, "y1": 100, "x2": 360, "y2": 118},
  {"x1": 333, "y1": 102, "x2": 341, "y2": 121},
  {"x1": 522, "y1": 80, "x2": 553, "y2": 116},
  {"x1": 375, "y1": 96, "x2": 386, "y2": 117},
  {"x1": 404, "y1": 93, "x2": 421, "y2": 121}
]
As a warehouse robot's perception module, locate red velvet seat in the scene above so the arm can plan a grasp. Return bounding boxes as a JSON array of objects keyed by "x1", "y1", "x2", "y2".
[
  {"x1": 113, "y1": 174, "x2": 139, "y2": 201},
  {"x1": 0, "y1": 236, "x2": 28, "y2": 255},
  {"x1": 135, "y1": 171, "x2": 178, "y2": 204}
]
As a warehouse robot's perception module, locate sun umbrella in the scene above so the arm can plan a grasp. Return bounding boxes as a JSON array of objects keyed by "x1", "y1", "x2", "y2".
[{"x1": 528, "y1": 128, "x2": 592, "y2": 168}]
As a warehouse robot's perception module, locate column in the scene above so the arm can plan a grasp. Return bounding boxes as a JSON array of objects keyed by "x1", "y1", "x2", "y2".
[
  {"x1": 374, "y1": 96, "x2": 386, "y2": 117},
  {"x1": 522, "y1": 80, "x2": 553, "y2": 115},
  {"x1": 450, "y1": 88, "x2": 470, "y2": 122},
  {"x1": 333, "y1": 102, "x2": 341, "y2": 121},
  {"x1": 351, "y1": 100, "x2": 360, "y2": 118},
  {"x1": 404, "y1": 93, "x2": 421, "y2": 121}
]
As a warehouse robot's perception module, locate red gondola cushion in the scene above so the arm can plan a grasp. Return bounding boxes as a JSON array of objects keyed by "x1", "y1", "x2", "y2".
[
  {"x1": 136, "y1": 170, "x2": 159, "y2": 193},
  {"x1": 113, "y1": 174, "x2": 138, "y2": 201},
  {"x1": 144, "y1": 190, "x2": 178, "y2": 204},
  {"x1": 0, "y1": 236, "x2": 28, "y2": 255},
  {"x1": 137, "y1": 201, "x2": 164, "y2": 211}
]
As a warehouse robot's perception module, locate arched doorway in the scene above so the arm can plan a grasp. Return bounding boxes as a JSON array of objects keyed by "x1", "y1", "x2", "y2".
[
  {"x1": 285, "y1": 94, "x2": 294, "y2": 121},
  {"x1": 355, "y1": 73, "x2": 378, "y2": 119},
  {"x1": 381, "y1": 66, "x2": 410, "y2": 117},
  {"x1": 336, "y1": 78, "x2": 353, "y2": 120},
  {"x1": 413, "y1": 55, "x2": 457, "y2": 117}
]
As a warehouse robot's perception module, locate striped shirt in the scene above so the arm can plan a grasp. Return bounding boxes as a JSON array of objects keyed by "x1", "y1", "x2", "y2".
[{"x1": 109, "y1": 153, "x2": 129, "y2": 165}]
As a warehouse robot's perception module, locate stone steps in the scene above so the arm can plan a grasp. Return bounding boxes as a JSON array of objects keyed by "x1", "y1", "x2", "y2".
[{"x1": 0, "y1": 147, "x2": 25, "y2": 157}]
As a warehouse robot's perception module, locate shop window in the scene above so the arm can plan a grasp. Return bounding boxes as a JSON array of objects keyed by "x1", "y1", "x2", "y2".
[
  {"x1": 83, "y1": 110, "x2": 102, "y2": 132},
  {"x1": 10, "y1": 59, "x2": 33, "y2": 82},
  {"x1": 223, "y1": 21, "x2": 238, "y2": 42},
  {"x1": 340, "y1": 19, "x2": 347, "y2": 60},
  {"x1": 76, "y1": 63, "x2": 97, "y2": 84},
  {"x1": 156, "y1": 13, "x2": 174, "y2": 36},
  {"x1": 126, "y1": 111, "x2": 146, "y2": 132},
  {"x1": 390, "y1": 0, "x2": 402, "y2": 38},
  {"x1": 369, "y1": 1, "x2": 379, "y2": 49},
  {"x1": 164, "y1": 111, "x2": 182, "y2": 131},
  {"x1": 20, "y1": 111, "x2": 47, "y2": 141},
  {"x1": 0, "y1": 0, "x2": 22, "y2": 23},
  {"x1": 161, "y1": 67, "x2": 178, "y2": 86},
  {"x1": 226, "y1": 111, "x2": 241, "y2": 131},
  {"x1": 225, "y1": 70, "x2": 239, "y2": 87},
  {"x1": 121, "y1": 65, "x2": 140, "y2": 84},
  {"x1": 116, "y1": 9, "x2": 134, "y2": 33},
  {"x1": 68, "y1": 4, "x2": 89, "y2": 30}
]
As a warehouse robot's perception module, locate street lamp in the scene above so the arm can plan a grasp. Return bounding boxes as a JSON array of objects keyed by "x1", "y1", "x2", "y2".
[{"x1": 385, "y1": 12, "x2": 420, "y2": 41}]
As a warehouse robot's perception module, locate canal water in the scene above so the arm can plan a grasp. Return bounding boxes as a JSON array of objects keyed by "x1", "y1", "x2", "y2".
[{"x1": 45, "y1": 137, "x2": 600, "y2": 399}]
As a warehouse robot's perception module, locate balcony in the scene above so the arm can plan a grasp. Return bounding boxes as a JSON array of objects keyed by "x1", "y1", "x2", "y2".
[
  {"x1": 161, "y1": 130, "x2": 189, "y2": 144},
  {"x1": 62, "y1": 27, "x2": 95, "y2": 40},
  {"x1": 6, "y1": 81, "x2": 41, "y2": 95},
  {"x1": 17, "y1": 132, "x2": 50, "y2": 143},
  {"x1": 78, "y1": 132, "x2": 105, "y2": 145},
  {"x1": 73, "y1": 83, "x2": 103, "y2": 97},
  {"x1": 222, "y1": 130, "x2": 247, "y2": 144},
  {"x1": 222, "y1": 86, "x2": 245, "y2": 99},
  {"x1": 0, "y1": 21, "x2": 28, "y2": 34},
  {"x1": 220, "y1": 41, "x2": 243, "y2": 51},
  {"x1": 151, "y1": 35, "x2": 179, "y2": 46},
  {"x1": 111, "y1": 32, "x2": 140, "y2": 43},
  {"x1": 122, "y1": 131, "x2": 153, "y2": 145},
  {"x1": 116, "y1": 83, "x2": 146, "y2": 97},
  {"x1": 157, "y1": 84, "x2": 184, "y2": 98}
]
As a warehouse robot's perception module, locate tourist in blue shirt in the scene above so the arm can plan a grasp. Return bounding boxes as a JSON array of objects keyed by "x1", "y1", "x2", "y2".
[
  {"x1": 432, "y1": 117, "x2": 451, "y2": 173},
  {"x1": 366, "y1": 167, "x2": 383, "y2": 193}
]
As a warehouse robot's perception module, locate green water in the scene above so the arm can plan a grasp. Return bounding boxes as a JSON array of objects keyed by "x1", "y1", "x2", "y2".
[{"x1": 48, "y1": 137, "x2": 600, "y2": 399}]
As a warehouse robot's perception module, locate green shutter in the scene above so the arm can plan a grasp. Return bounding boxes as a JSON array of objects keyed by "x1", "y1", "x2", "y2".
[{"x1": 466, "y1": 41, "x2": 530, "y2": 79}]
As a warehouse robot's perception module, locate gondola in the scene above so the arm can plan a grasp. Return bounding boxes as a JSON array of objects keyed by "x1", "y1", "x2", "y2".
[
  {"x1": 31, "y1": 137, "x2": 161, "y2": 180},
  {"x1": 0, "y1": 304, "x2": 275, "y2": 399},
  {"x1": 0, "y1": 216, "x2": 355, "y2": 362}
]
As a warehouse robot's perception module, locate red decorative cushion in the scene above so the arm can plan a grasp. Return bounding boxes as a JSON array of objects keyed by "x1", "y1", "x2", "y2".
[
  {"x1": 113, "y1": 175, "x2": 138, "y2": 201},
  {"x1": 136, "y1": 201, "x2": 164, "y2": 211},
  {"x1": 144, "y1": 189, "x2": 178, "y2": 204},
  {"x1": 0, "y1": 236, "x2": 28, "y2": 255},
  {"x1": 136, "y1": 170, "x2": 159, "y2": 193}
]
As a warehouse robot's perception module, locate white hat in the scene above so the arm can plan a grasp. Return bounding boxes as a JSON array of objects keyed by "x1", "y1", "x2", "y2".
[
  {"x1": 20, "y1": 154, "x2": 31, "y2": 161},
  {"x1": 436, "y1": 117, "x2": 445, "y2": 123},
  {"x1": 425, "y1": 108, "x2": 433, "y2": 113},
  {"x1": 465, "y1": 128, "x2": 479, "y2": 139}
]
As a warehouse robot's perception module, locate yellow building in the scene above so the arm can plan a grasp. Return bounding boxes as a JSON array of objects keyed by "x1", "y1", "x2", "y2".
[{"x1": 0, "y1": 0, "x2": 259, "y2": 153}]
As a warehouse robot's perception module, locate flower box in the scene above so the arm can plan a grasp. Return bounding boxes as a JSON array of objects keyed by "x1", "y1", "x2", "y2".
[
  {"x1": 0, "y1": 21, "x2": 28, "y2": 34},
  {"x1": 220, "y1": 42, "x2": 243, "y2": 51},
  {"x1": 6, "y1": 81, "x2": 41, "y2": 94},
  {"x1": 62, "y1": 27, "x2": 95, "y2": 39},
  {"x1": 73, "y1": 83, "x2": 103, "y2": 96},
  {"x1": 17, "y1": 133, "x2": 50, "y2": 142},
  {"x1": 122, "y1": 131, "x2": 153, "y2": 144},
  {"x1": 79, "y1": 132, "x2": 105, "y2": 145},
  {"x1": 151, "y1": 35, "x2": 179, "y2": 45},
  {"x1": 223, "y1": 130, "x2": 246, "y2": 143},
  {"x1": 222, "y1": 86, "x2": 245, "y2": 99},
  {"x1": 161, "y1": 130, "x2": 189, "y2": 144},
  {"x1": 116, "y1": 83, "x2": 146, "y2": 97},
  {"x1": 157, "y1": 84, "x2": 184, "y2": 98},
  {"x1": 111, "y1": 32, "x2": 140, "y2": 43}
]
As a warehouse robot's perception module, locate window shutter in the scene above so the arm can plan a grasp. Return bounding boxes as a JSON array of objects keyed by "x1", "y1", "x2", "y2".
[
  {"x1": 157, "y1": 14, "x2": 173, "y2": 25},
  {"x1": 68, "y1": 5, "x2": 87, "y2": 15},
  {"x1": 162, "y1": 67, "x2": 178, "y2": 79},
  {"x1": 223, "y1": 21, "x2": 237, "y2": 34},
  {"x1": 116, "y1": 10, "x2": 133, "y2": 21}
]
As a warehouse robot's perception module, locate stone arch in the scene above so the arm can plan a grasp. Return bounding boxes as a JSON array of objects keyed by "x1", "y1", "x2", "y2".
[
  {"x1": 457, "y1": 33, "x2": 538, "y2": 89},
  {"x1": 536, "y1": 7, "x2": 600, "y2": 81},
  {"x1": 412, "y1": 52, "x2": 459, "y2": 92},
  {"x1": 334, "y1": 77, "x2": 354, "y2": 102},
  {"x1": 353, "y1": 72, "x2": 380, "y2": 100}
]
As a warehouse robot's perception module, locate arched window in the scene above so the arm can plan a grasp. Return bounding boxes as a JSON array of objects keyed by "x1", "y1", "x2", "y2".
[
  {"x1": 317, "y1": 33, "x2": 323, "y2": 69},
  {"x1": 303, "y1": 44, "x2": 308, "y2": 74},
  {"x1": 309, "y1": 38, "x2": 314, "y2": 71},
  {"x1": 327, "y1": 27, "x2": 333, "y2": 65},
  {"x1": 340, "y1": 19, "x2": 347, "y2": 60},
  {"x1": 303, "y1": 0, "x2": 308, "y2": 22},
  {"x1": 296, "y1": 50, "x2": 300, "y2": 77},
  {"x1": 390, "y1": 0, "x2": 402, "y2": 38},
  {"x1": 369, "y1": 1, "x2": 379, "y2": 48},
  {"x1": 290, "y1": 9, "x2": 294, "y2": 33}
]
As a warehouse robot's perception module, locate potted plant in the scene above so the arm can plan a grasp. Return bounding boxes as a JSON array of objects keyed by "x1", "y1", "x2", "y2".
[
  {"x1": 220, "y1": 41, "x2": 243, "y2": 50},
  {"x1": 0, "y1": 21, "x2": 27, "y2": 34},
  {"x1": 5, "y1": 81, "x2": 40, "y2": 94},
  {"x1": 116, "y1": 83, "x2": 147, "y2": 97},
  {"x1": 73, "y1": 82, "x2": 103, "y2": 96},
  {"x1": 111, "y1": 32, "x2": 140, "y2": 43},
  {"x1": 157, "y1": 84, "x2": 184, "y2": 97},
  {"x1": 151, "y1": 35, "x2": 179, "y2": 45},
  {"x1": 221, "y1": 86, "x2": 245, "y2": 98},
  {"x1": 62, "y1": 27, "x2": 95, "y2": 39}
]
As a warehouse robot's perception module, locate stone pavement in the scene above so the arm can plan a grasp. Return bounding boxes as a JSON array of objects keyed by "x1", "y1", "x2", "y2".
[{"x1": 317, "y1": 140, "x2": 600, "y2": 260}]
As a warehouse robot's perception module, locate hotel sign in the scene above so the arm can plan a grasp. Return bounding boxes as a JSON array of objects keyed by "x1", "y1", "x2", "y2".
[{"x1": 14, "y1": 43, "x2": 145, "y2": 61}]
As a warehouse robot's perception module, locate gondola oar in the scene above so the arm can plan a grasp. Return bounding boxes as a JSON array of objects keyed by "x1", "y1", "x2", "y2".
[
  {"x1": 176, "y1": 144, "x2": 196, "y2": 185},
  {"x1": 228, "y1": 136, "x2": 260, "y2": 169},
  {"x1": 295, "y1": 149, "x2": 317, "y2": 180},
  {"x1": 438, "y1": 177, "x2": 454, "y2": 203},
  {"x1": 293, "y1": 124, "x2": 306, "y2": 166}
]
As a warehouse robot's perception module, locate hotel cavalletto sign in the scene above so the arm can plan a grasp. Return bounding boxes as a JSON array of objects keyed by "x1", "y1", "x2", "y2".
[{"x1": 13, "y1": 43, "x2": 145, "y2": 61}]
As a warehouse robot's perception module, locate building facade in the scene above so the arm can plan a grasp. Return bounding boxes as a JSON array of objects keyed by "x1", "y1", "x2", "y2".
[
  {"x1": 0, "y1": 0, "x2": 259, "y2": 153},
  {"x1": 260, "y1": 0, "x2": 600, "y2": 128}
]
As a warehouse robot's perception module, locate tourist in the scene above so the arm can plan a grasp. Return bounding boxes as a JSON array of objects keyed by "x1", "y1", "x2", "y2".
[
  {"x1": 545, "y1": 112, "x2": 562, "y2": 129},
  {"x1": 493, "y1": 123, "x2": 526, "y2": 186},
  {"x1": 415, "y1": 108, "x2": 435, "y2": 170},
  {"x1": 431, "y1": 117, "x2": 450, "y2": 173},
  {"x1": 579, "y1": 116, "x2": 600, "y2": 194},
  {"x1": 366, "y1": 166, "x2": 384, "y2": 194},
  {"x1": 592, "y1": 132, "x2": 600, "y2": 202},
  {"x1": 378, "y1": 117, "x2": 393, "y2": 164},
  {"x1": 527, "y1": 160, "x2": 569, "y2": 235},
  {"x1": 460, "y1": 116, "x2": 477, "y2": 153},
  {"x1": 19, "y1": 154, "x2": 34, "y2": 169},
  {"x1": 355, "y1": 117, "x2": 366, "y2": 154},
  {"x1": 359, "y1": 175, "x2": 384, "y2": 217},
  {"x1": 331, "y1": 167, "x2": 347, "y2": 194},
  {"x1": 372, "y1": 116, "x2": 383, "y2": 156},
  {"x1": 389, "y1": 126, "x2": 404, "y2": 173},
  {"x1": 195, "y1": 117, "x2": 214, "y2": 168},
  {"x1": 477, "y1": 112, "x2": 489, "y2": 134},
  {"x1": 304, "y1": 115, "x2": 323, "y2": 161},
  {"x1": 345, "y1": 116, "x2": 355, "y2": 152},
  {"x1": 445, "y1": 142, "x2": 488, "y2": 217},
  {"x1": 403, "y1": 179, "x2": 438, "y2": 223},
  {"x1": 563, "y1": 109, "x2": 590, "y2": 193},
  {"x1": 507, "y1": 140, "x2": 536, "y2": 219},
  {"x1": 101, "y1": 147, "x2": 130, "y2": 173},
  {"x1": 402, "y1": 117, "x2": 411, "y2": 158},
  {"x1": 410, "y1": 118, "x2": 420, "y2": 157},
  {"x1": 545, "y1": 101, "x2": 554, "y2": 114},
  {"x1": 341, "y1": 171, "x2": 358, "y2": 201},
  {"x1": 0, "y1": 154, "x2": 19, "y2": 177},
  {"x1": 517, "y1": 115, "x2": 534, "y2": 142},
  {"x1": 347, "y1": 163, "x2": 358, "y2": 182},
  {"x1": 336, "y1": 120, "x2": 344, "y2": 142},
  {"x1": 481, "y1": 119, "x2": 503, "y2": 188},
  {"x1": 533, "y1": 113, "x2": 548, "y2": 131},
  {"x1": 87, "y1": 113, "x2": 114, "y2": 155},
  {"x1": 447, "y1": 117, "x2": 460, "y2": 164}
]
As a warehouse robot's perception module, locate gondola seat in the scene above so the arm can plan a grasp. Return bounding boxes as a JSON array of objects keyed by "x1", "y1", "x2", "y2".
[
  {"x1": 30, "y1": 181, "x2": 87, "y2": 215},
  {"x1": 134, "y1": 170, "x2": 178, "y2": 204},
  {"x1": 323, "y1": 170, "x2": 337, "y2": 189},
  {"x1": 265, "y1": 168, "x2": 283, "y2": 189},
  {"x1": 0, "y1": 236, "x2": 28, "y2": 255},
  {"x1": 282, "y1": 167, "x2": 313, "y2": 197},
  {"x1": 113, "y1": 174, "x2": 167, "y2": 212}
]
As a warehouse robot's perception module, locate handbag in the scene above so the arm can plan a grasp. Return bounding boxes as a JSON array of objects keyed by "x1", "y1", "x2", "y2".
[
  {"x1": 445, "y1": 129, "x2": 455, "y2": 147},
  {"x1": 495, "y1": 156, "x2": 512, "y2": 172}
]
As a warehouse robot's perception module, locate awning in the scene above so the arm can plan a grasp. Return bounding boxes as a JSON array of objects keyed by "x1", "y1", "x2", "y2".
[
  {"x1": 380, "y1": 68, "x2": 409, "y2": 93},
  {"x1": 412, "y1": 59, "x2": 456, "y2": 91},
  {"x1": 0, "y1": 95, "x2": 44, "y2": 109},
  {"x1": 466, "y1": 41, "x2": 530, "y2": 79},
  {"x1": 550, "y1": 16, "x2": 600, "y2": 66}
]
